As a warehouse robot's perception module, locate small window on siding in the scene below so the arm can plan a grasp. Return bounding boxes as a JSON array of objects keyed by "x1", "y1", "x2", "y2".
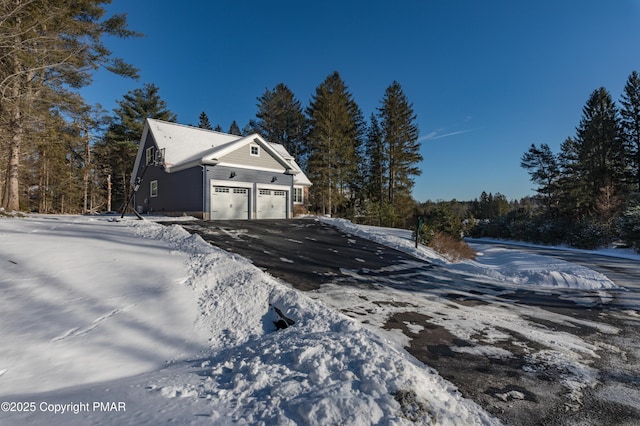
[
  {"x1": 146, "y1": 147, "x2": 155, "y2": 165},
  {"x1": 250, "y1": 145, "x2": 260, "y2": 156},
  {"x1": 150, "y1": 180, "x2": 158, "y2": 197},
  {"x1": 294, "y1": 187, "x2": 303, "y2": 204}
]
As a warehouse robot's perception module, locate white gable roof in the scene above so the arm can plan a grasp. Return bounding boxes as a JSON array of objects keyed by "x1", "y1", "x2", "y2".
[
  {"x1": 145, "y1": 118, "x2": 239, "y2": 168},
  {"x1": 133, "y1": 119, "x2": 311, "y2": 186},
  {"x1": 270, "y1": 143, "x2": 312, "y2": 186}
]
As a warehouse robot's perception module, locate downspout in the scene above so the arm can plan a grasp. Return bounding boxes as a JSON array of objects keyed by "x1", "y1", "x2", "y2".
[{"x1": 202, "y1": 165, "x2": 207, "y2": 220}]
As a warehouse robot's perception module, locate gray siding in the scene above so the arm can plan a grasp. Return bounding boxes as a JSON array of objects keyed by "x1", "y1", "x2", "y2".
[
  {"x1": 221, "y1": 144, "x2": 284, "y2": 170},
  {"x1": 134, "y1": 133, "x2": 204, "y2": 215},
  {"x1": 142, "y1": 166, "x2": 203, "y2": 214},
  {"x1": 206, "y1": 165, "x2": 293, "y2": 187}
]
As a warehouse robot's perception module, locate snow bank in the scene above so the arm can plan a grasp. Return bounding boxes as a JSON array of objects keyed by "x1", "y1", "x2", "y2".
[
  {"x1": 129, "y1": 219, "x2": 498, "y2": 425},
  {"x1": 321, "y1": 217, "x2": 617, "y2": 291}
]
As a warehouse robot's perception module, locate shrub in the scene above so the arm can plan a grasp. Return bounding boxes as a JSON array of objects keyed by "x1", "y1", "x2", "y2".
[
  {"x1": 429, "y1": 232, "x2": 476, "y2": 262},
  {"x1": 616, "y1": 205, "x2": 640, "y2": 252},
  {"x1": 293, "y1": 204, "x2": 309, "y2": 217},
  {"x1": 567, "y1": 217, "x2": 611, "y2": 249},
  {"x1": 420, "y1": 206, "x2": 463, "y2": 238}
]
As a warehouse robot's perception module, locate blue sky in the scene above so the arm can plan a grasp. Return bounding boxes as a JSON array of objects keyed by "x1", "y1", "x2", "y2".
[{"x1": 80, "y1": 0, "x2": 640, "y2": 202}]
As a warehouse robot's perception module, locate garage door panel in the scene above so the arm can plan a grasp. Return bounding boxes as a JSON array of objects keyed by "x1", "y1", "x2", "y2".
[
  {"x1": 211, "y1": 186, "x2": 249, "y2": 219},
  {"x1": 257, "y1": 189, "x2": 287, "y2": 219}
]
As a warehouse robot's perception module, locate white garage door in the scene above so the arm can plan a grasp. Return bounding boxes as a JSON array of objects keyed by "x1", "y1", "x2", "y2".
[
  {"x1": 256, "y1": 189, "x2": 287, "y2": 219},
  {"x1": 210, "y1": 186, "x2": 249, "y2": 220}
]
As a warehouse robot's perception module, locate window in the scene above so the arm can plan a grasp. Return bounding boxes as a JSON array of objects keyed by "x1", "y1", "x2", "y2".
[
  {"x1": 146, "y1": 147, "x2": 155, "y2": 165},
  {"x1": 150, "y1": 180, "x2": 158, "y2": 197},
  {"x1": 250, "y1": 145, "x2": 260, "y2": 156},
  {"x1": 293, "y1": 187, "x2": 303, "y2": 204}
]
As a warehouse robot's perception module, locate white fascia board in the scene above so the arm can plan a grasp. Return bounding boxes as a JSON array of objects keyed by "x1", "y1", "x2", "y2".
[
  {"x1": 216, "y1": 161, "x2": 286, "y2": 173},
  {"x1": 166, "y1": 158, "x2": 216, "y2": 173},
  {"x1": 130, "y1": 122, "x2": 151, "y2": 184}
]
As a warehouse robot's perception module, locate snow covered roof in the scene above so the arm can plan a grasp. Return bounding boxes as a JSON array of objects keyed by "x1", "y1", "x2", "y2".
[
  {"x1": 145, "y1": 119, "x2": 239, "y2": 169},
  {"x1": 133, "y1": 119, "x2": 311, "y2": 186},
  {"x1": 270, "y1": 143, "x2": 312, "y2": 186}
]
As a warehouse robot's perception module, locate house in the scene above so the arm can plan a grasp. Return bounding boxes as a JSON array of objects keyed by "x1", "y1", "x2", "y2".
[{"x1": 130, "y1": 119, "x2": 311, "y2": 220}]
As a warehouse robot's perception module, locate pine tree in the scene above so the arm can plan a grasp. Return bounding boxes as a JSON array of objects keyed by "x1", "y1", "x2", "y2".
[
  {"x1": 520, "y1": 143, "x2": 560, "y2": 215},
  {"x1": 93, "y1": 83, "x2": 176, "y2": 211},
  {"x1": 251, "y1": 83, "x2": 308, "y2": 168},
  {"x1": 620, "y1": 70, "x2": 640, "y2": 193},
  {"x1": 0, "y1": 0, "x2": 139, "y2": 211},
  {"x1": 557, "y1": 136, "x2": 588, "y2": 217},
  {"x1": 306, "y1": 72, "x2": 365, "y2": 215},
  {"x1": 104, "y1": 83, "x2": 176, "y2": 144},
  {"x1": 378, "y1": 81, "x2": 422, "y2": 223},
  {"x1": 198, "y1": 112, "x2": 213, "y2": 130},
  {"x1": 228, "y1": 120, "x2": 241, "y2": 136},
  {"x1": 574, "y1": 87, "x2": 626, "y2": 215},
  {"x1": 362, "y1": 114, "x2": 388, "y2": 222},
  {"x1": 241, "y1": 123, "x2": 256, "y2": 136}
]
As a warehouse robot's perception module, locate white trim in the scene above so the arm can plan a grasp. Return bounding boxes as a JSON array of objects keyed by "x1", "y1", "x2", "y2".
[
  {"x1": 150, "y1": 180, "x2": 158, "y2": 197},
  {"x1": 209, "y1": 179, "x2": 253, "y2": 189},
  {"x1": 216, "y1": 162, "x2": 289, "y2": 174},
  {"x1": 146, "y1": 146, "x2": 154, "y2": 165},
  {"x1": 250, "y1": 144, "x2": 260, "y2": 157},
  {"x1": 256, "y1": 183, "x2": 290, "y2": 191}
]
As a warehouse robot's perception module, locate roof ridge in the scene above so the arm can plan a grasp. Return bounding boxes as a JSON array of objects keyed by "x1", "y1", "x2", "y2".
[{"x1": 147, "y1": 118, "x2": 240, "y2": 138}]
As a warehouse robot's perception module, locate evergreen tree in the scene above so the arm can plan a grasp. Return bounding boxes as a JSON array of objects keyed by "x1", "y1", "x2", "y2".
[
  {"x1": 93, "y1": 83, "x2": 176, "y2": 211},
  {"x1": 228, "y1": 120, "x2": 241, "y2": 136},
  {"x1": 557, "y1": 136, "x2": 589, "y2": 217},
  {"x1": 20, "y1": 111, "x2": 84, "y2": 213},
  {"x1": 0, "y1": 0, "x2": 140, "y2": 211},
  {"x1": 620, "y1": 70, "x2": 640, "y2": 193},
  {"x1": 362, "y1": 114, "x2": 389, "y2": 222},
  {"x1": 377, "y1": 81, "x2": 422, "y2": 222},
  {"x1": 251, "y1": 83, "x2": 308, "y2": 168},
  {"x1": 306, "y1": 72, "x2": 365, "y2": 215},
  {"x1": 241, "y1": 123, "x2": 256, "y2": 136},
  {"x1": 574, "y1": 87, "x2": 626, "y2": 215},
  {"x1": 198, "y1": 112, "x2": 213, "y2": 130},
  {"x1": 520, "y1": 143, "x2": 560, "y2": 215},
  {"x1": 104, "y1": 83, "x2": 176, "y2": 144}
]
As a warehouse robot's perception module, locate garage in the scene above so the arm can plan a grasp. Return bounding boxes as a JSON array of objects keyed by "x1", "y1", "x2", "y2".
[
  {"x1": 256, "y1": 188, "x2": 288, "y2": 219},
  {"x1": 210, "y1": 186, "x2": 250, "y2": 220}
]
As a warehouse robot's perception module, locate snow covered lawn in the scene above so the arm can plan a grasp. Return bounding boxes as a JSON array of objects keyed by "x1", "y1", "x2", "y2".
[{"x1": 1, "y1": 215, "x2": 637, "y2": 425}]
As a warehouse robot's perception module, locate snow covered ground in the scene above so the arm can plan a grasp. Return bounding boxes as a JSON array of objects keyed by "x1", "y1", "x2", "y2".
[{"x1": 0, "y1": 214, "x2": 637, "y2": 425}]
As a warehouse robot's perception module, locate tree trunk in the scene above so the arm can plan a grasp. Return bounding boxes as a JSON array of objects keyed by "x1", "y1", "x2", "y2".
[
  {"x1": 83, "y1": 132, "x2": 90, "y2": 213},
  {"x1": 3, "y1": 107, "x2": 22, "y2": 211},
  {"x1": 107, "y1": 174, "x2": 112, "y2": 211}
]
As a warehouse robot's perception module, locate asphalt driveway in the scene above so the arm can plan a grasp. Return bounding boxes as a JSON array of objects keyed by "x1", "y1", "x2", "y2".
[
  {"x1": 164, "y1": 218, "x2": 640, "y2": 426},
  {"x1": 164, "y1": 218, "x2": 418, "y2": 291}
]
